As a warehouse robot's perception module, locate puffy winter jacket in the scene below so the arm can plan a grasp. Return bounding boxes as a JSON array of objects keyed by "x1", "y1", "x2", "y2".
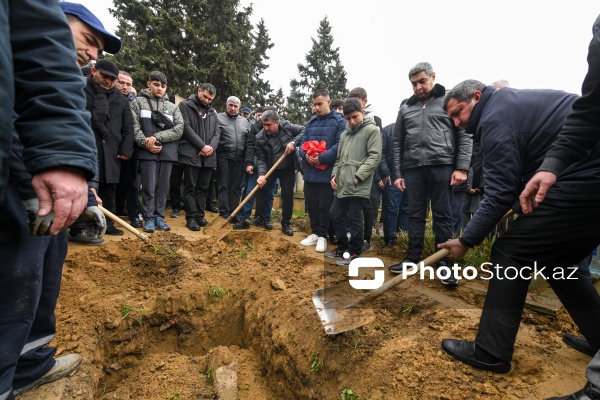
[
  {"x1": 216, "y1": 112, "x2": 249, "y2": 161},
  {"x1": 178, "y1": 94, "x2": 220, "y2": 168},
  {"x1": 299, "y1": 111, "x2": 346, "y2": 183},
  {"x1": 130, "y1": 88, "x2": 184, "y2": 162},
  {"x1": 332, "y1": 118, "x2": 382, "y2": 199},
  {"x1": 391, "y1": 84, "x2": 472, "y2": 179}
]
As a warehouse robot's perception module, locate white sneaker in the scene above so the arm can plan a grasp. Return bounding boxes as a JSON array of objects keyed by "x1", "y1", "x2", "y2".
[
  {"x1": 300, "y1": 234, "x2": 318, "y2": 246},
  {"x1": 315, "y1": 237, "x2": 327, "y2": 252}
]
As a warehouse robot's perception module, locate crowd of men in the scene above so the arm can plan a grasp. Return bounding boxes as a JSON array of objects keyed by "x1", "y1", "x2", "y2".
[{"x1": 2, "y1": 1, "x2": 600, "y2": 399}]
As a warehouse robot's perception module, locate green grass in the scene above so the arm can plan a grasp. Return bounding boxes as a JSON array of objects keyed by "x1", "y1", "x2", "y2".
[{"x1": 309, "y1": 353, "x2": 323, "y2": 373}]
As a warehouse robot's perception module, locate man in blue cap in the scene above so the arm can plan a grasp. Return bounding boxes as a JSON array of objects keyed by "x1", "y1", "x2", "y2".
[{"x1": 0, "y1": 3, "x2": 121, "y2": 399}]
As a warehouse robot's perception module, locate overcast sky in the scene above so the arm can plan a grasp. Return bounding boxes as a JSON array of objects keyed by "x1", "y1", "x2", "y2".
[{"x1": 75, "y1": 0, "x2": 598, "y2": 124}]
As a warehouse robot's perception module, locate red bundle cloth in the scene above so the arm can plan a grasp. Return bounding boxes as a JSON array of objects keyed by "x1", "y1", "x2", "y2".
[{"x1": 301, "y1": 140, "x2": 328, "y2": 170}]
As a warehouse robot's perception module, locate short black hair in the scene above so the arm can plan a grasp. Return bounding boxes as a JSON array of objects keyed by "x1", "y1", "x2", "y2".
[
  {"x1": 330, "y1": 99, "x2": 344, "y2": 109},
  {"x1": 343, "y1": 98, "x2": 363, "y2": 115},
  {"x1": 348, "y1": 87, "x2": 367, "y2": 100},
  {"x1": 312, "y1": 89, "x2": 329, "y2": 99},
  {"x1": 200, "y1": 82, "x2": 216, "y2": 95},
  {"x1": 148, "y1": 71, "x2": 167, "y2": 84}
]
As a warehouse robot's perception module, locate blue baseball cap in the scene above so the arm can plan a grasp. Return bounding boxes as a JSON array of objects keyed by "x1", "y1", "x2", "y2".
[
  {"x1": 59, "y1": 2, "x2": 122, "y2": 55},
  {"x1": 242, "y1": 107, "x2": 251, "y2": 114}
]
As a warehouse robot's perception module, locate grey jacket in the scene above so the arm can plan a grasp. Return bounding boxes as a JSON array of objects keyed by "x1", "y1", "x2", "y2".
[
  {"x1": 392, "y1": 84, "x2": 472, "y2": 179},
  {"x1": 216, "y1": 112, "x2": 249, "y2": 161}
]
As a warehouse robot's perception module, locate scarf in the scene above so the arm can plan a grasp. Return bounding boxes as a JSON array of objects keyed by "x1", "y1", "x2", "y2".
[{"x1": 88, "y1": 76, "x2": 116, "y2": 139}]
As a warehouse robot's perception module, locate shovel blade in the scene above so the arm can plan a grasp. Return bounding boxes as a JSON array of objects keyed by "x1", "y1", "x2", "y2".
[{"x1": 312, "y1": 285, "x2": 376, "y2": 335}]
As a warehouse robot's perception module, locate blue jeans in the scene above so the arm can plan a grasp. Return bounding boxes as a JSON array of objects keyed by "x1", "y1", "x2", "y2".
[
  {"x1": 403, "y1": 165, "x2": 453, "y2": 262},
  {"x1": 382, "y1": 183, "x2": 404, "y2": 242},
  {"x1": 239, "y1": 172, "x2": 275, "y2": 221}
]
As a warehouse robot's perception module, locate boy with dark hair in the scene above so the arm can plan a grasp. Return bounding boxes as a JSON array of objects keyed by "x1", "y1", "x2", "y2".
[
  {"x1": 326, "y1": 98, "x2": 382, "y2": 264},
  {"x1": 130, "y1": 70, "x2": 184, "y2": 232}
]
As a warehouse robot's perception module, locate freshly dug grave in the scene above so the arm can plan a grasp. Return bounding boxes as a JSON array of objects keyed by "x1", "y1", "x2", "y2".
[{"x1": 20, "y1": 218, "x2": 596, "y2": 399}]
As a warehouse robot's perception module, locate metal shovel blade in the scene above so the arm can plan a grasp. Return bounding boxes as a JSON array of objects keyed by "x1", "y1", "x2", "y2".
[{"x1": 312, "y1": 282, "x2": 376, "y2": 335}]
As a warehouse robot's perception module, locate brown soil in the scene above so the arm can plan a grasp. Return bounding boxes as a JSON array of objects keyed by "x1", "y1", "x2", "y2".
[{"x1": 20, "y1": 213, "x2": 594, "y2": 400}]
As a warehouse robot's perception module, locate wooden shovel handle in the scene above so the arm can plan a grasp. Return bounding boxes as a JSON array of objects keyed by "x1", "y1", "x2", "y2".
[{"x1": 99, "y1": 206, "x2": 149, "y2": 241}]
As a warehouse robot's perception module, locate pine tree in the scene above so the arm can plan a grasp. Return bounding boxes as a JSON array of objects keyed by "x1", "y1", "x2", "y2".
[
  {"x1": 108, "y1": 0, "x2": 257, "y2": 111},
  {"x1": 285, "y1": 16, "x2": 348, "y2": 124}
]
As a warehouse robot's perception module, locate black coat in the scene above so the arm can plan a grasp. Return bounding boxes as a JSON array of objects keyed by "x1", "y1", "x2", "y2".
[
  {"x1": 255, "y1": 120, "x2": 304, "y2": 176},
  {"x1": 177, "y1": 95, "x2": 220, "y2": 168},
  {"x1": 85, "y1": 78, "x2": 134, "y2": 184}
]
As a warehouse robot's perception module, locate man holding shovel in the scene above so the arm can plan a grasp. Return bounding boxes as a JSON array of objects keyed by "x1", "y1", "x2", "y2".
[
  {"x1": 437, "y1": 79, "x2": 600, "y2": 374},
  {"x1": 253, "y1": 110, "x2": 304, "y2": 236}
]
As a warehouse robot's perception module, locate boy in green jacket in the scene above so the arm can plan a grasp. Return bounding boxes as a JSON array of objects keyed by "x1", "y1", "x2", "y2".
[{"x1": 326, "y1": 98, "x2": 382, "y2": 265}]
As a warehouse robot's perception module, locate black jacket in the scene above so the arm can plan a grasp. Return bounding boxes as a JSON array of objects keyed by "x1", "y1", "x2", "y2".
[
  {"x1": 245, "y1": 120, "x2": 264, "y2": 168},
  {"x1": 1, "y1": 0, "x2": 97, "y2": 205},
  {"x1": 178, "y1": 95, "x2": 220, "y2": 168},
  {"x1": 539, "y1": 13, "x2": 600, "y2": 177},
  {"x1": 85, "y1": 77, "x2": 134, "y2": 184},
  {"x1": 460, "y1": 86, "x2": 600, "y2": 247},
  {"x1": 255, "y1": 120, "x2": 304, "y2": 176},
  {"x1": 391, "y1": 84, "x2": 472, "y2": 179},
  {"x1": 379, "y1": 123, "x2": 395, "y2": 180},
  {"x1": 216, "y1": 112, "x2": 249, "y2": 161}
]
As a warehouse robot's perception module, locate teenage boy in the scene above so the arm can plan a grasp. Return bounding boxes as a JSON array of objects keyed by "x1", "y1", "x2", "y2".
[
  {"x1": 130, "y1": 71, "x2": 184, "y2": 232},
  {"x1": 326, "y1": 98, "x2": 382, "y2": 265}
]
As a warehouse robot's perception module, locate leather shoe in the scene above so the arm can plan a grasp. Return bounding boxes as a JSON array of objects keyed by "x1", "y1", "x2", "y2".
[
  {"x1": 388, "y1": 259, "x2": 419, "y2": 275},
  {"x1": 546, "y1": 382, "x2": 600, "y2": 400},
  {"x1": 130, "y1": 218, "x2": 142, "y2": 228},
  {"x1": 233, "y1": 220, "x2": 250, "y2": 230},
  {"x1": 105, "y1": 225, "x2": 124, "y2": 235},
  {"x1": 196, "y1": 217, "x2": 208, "y2": 227},
  {"x1": 281, "y1": 224, "x2": 293, "y2": 236},
  {"x1": 441, "y1": 339, "x2": 511, "y2": 373},
  {"x1": 263, "y1": 220, "x2": 273, "y2": 230},
  {"x1": 205, "y1": 204, "x2": 219, "y2": 213},
  {"x1": 563, "y1": 333, "x2": 600, "y2": 357},
  {"x1": 186, "y1": 219, "x2": 200, "y2": 231}
]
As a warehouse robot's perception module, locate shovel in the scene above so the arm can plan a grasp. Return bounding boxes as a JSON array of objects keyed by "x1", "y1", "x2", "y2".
[
  {"x1": 99, "y1": 205, "x2": 149, "y2": 241},
  {"x1": 203, "y1": 152, "x2": 289, "y2": 238},
  {"x1": 313, "y1": 209, "x2": 516, "y2": 335}
]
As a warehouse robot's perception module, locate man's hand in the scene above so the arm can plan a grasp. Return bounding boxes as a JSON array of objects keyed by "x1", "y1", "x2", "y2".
[
  {"x1": 257, "y1": 175, "x2": 267, "y2": 188},
  {"x1": 23, "y1": 197, "x2": 54, "y2": 236},
  {"x1": 117, "y1": 154, "x2": 129, "y2": 160},
  {"x1": 246, "y1": 166, "x2": 254, "y2": 174},
  {"x1": 80, "y1": 206, "x2": 107, "y2": 239},
  {"x1": 468, "y1": 188, "x2": 480, "y2": 195},
  {"x1": 285, "y1": 142, "x2": 296, "y2": 155},
  {"x1": 306, "y1": 154, "x2": 320, "y2": 165},
  {"x1": 330, "y1": 176, "x2": 338, "y2": 190},
  {"x1": 146, "y1": 137, "x2": 162, "y2": 153},
  {"x1": 519, "y1": 171, "x2": 557, "y2": 214},
  {"x1": 201, "y1": 145, "x2": 214, "y2": 156},
  {"x1": 394, "y1": 178, "x2": 406, "y2": 191},
  {"x1": 379, "y1": 176, "x2": 391, "y2": 189},
  {"x1": 451, "y1": 170, "x2": 467, "y2": 185},
  {"x1": 31, "y1": 167, "x2": 88, "y2": 235},
  {"x1": 437, "y1": 239, "x2": 469, "y2": 259}
]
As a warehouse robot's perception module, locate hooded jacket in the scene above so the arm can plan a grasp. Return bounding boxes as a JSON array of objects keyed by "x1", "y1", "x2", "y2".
[
  {"x1": 130, "y1": 88, "x2": 184, "y2": 162},
  {"x1": 332, "y1": 118, "x2": 382, "y2": 199},
  {"x1": 391, "y1": 83, "x2": 472, "y2": 179},
  {"x1": 178, "y1": 94, "x2": 220, "y2": 168},
  {"x1": 299, "y1": 110, "x2": 346, "y2": 183},
  {"x1": 216, "y1": 111, "x2": 249, "y2": 161},
  {"x1": 459, "y1": 86, "x2": 600, "y2": 247}
]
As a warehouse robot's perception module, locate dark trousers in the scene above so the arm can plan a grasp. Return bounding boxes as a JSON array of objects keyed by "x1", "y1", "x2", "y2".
[
  {"x1": 217, "y1": 157, "x2": 244, "y2": 217},
  {"x1": 98, "y1": 183, "x2": 117, "y2": 228},
  {"x1": 363, "y1": 180, "x2": 382, "y2": 242},
  {"x1": 139, "y1": 160, "x2": 173, "y2": 219},
  {"x1": 115, "y1": 158, "x2": 140, "y2": 220},
  {"x1": 475, "y1": 198, "x2": 600, "y2": 362},
  {"x1": 206, "y1": 169, "x2": 217, "y2": 207},
  {"x1": 1, "y1": 186, "x2": 65, "y2": 398},
  {"x1": 256, "y1": 164, "x2": 296, "y2": 224},
  {"x1": 169, "y1": 163, "x2": 184, "y2": 212},
  {"x1": 330, "y1": 196, "x2": 364, "y2": 255},
  {"x1": 452, "y1": 190, "x2": 466, "y2": 236},
  {"x1": 305, "y1": 181, "x2": 334, "y2": 238},
  {"x1": 240, "y1": 171, "x2": 276, "y2": 221},
  {"x1": 182, "y1": 165, "x2": 213, "y2": 220},
  {"x1": 403, "y1": 165, "x2": 453, "y2": 261}
]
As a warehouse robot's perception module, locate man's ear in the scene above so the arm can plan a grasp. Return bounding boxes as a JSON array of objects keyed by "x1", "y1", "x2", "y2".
[
  {"x1": 431, "y1": 72, "x2": 436, "y2": 81},
  {"x1": 147, "y1": 81, "x2": 151, "y2": 88},
  {"x1": 473, "y1": 91, "x2": 482, "y2": 102}
]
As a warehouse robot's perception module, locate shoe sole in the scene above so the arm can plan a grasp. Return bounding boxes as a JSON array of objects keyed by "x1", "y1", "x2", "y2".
[
  {"x1": 335, "y1": 259, "x2": 352, "y2": 266},
  {"x1": 67, "y1": 238, "x2": 104, "y2": 246}
]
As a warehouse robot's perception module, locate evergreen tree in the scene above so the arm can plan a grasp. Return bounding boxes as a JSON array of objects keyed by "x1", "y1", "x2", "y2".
[
  {"x1": 108, "y1": 0, "x2": 257, "y2": 111},
  {"x1": 285, "y1": 16, "x2": 348, "y2": 124}
]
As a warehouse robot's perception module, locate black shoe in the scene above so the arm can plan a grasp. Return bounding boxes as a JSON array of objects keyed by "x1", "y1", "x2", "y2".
[
  {"x1": 196, "y1": 217, "x2": 208, "y2": 227},
  {"x1": 361, "y1": 241, "x2": 372, "y2": 253},
  {"x1": 249, "y1": 217, "x2": 265, "y2": 227},
  {"x1": 264, "y1": 220, "x2": 273, "y2": 230},
  {"x1": 436, "y1": 260, "x2": 458, "y2": 287},
  {"x1": 230, "y1": 215, "x2": 242, "y2": 224},
  {"x1": 170, "y1": 209, "x2": 180, "y2": 218},
  {"x1": 546, "y1": 382, "x2": 600, "y2": 400},
  {"x1": 105, "y1": 225, "x2": 124, "y2": 235},
  {"x1": 563, "y1": 333, "x2": 600, "y2": 357},
  {"x1": 325, "y1": 248, "x2": 346, "y2": 259},
  {"x1": 329, "y1": 235, "x2": 338, "y2": 245},
  {"x1": 130, "y1": 218, "x2": 142, "y2": 228},
  {"x1": 281, "y1": 224, "x2": 293, "y2": 236},
  {"x1": 186, "y1": 219, "x2": 200, "y2": 231},
  {"x1": 383, "y1": 240, "x2": 396, "y2": 248},
  {"x1": 441, "y1": 339, "x2": 511, "y2": 374},
  {"x1": 205, "y1": 204, "x2": 219, "y2": 213},
  {"x1": 68, "y1": 232, "x2": 104, "y2": 245},
  {"x1": 233, "y1": 220, "x2": 250, "y2": 230},
  {"x1": 388, "y1": 259, "x2": 419, "y2": 275},
  {"x1": 336, "y1": 253, "x2": 360, "y2": 266}
]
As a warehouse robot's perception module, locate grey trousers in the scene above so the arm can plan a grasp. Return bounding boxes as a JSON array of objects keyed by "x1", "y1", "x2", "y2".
[
  {"x1": 587, "y1": 350, "x2": 600, "y2": 387},
  {"x1": 139, "y1": 160, "x2": 173, "y2": 219}
]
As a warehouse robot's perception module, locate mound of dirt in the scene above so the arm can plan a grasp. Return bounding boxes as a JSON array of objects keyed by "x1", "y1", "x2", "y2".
[{"x1": 20, "y1": 216, "x2": 594, "y2": 399}]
